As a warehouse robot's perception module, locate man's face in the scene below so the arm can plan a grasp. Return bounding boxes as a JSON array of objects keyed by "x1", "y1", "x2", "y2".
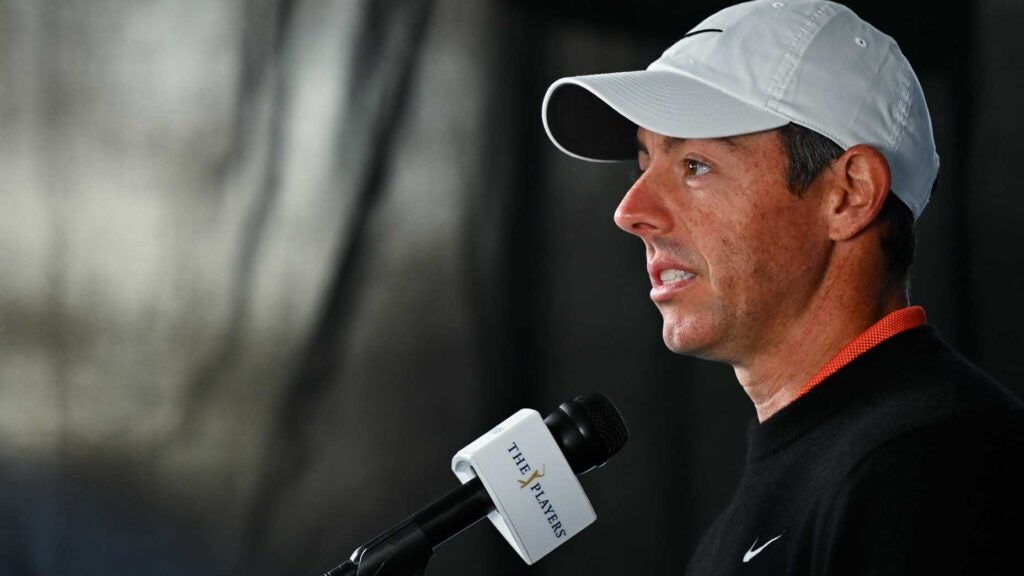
[{"x1": 614, "y1": 128, "x2": 831, "y2": 365}]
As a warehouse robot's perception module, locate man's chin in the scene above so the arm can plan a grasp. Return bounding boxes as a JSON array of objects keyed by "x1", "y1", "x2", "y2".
[
  {"x1": 661, "y1": 319, "x2": 721, "y2": 360},
  {"x1": 662, "y1": 325, "x2": 700, "y2": 356}
]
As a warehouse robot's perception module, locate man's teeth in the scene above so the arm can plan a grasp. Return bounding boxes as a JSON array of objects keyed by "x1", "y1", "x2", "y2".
[{"x1": 660, "y1": 269, "x2": 695, "y2": 284}]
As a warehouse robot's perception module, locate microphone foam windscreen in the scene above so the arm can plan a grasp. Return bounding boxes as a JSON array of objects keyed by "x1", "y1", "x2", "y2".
[{"x1": 574, "y1": 393, "x2": 629, "y2": 460}]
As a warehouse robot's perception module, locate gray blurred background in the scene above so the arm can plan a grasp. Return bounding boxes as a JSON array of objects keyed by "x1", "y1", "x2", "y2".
[{"x1": 0, "y1": 0, "x2": 1021, "y2": 574}]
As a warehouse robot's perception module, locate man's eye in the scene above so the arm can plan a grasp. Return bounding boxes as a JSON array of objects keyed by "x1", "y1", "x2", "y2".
[{"x1": 684, "y1": 159, "x2": 711, "y2": 177}]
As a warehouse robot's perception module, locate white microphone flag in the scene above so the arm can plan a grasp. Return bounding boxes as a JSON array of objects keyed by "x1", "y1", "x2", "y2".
[{"x1": 452, "y1": 409, "x2": 597, "y2": 565}]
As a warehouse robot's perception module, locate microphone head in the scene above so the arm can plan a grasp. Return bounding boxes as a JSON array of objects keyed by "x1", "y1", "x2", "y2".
[
  {"x1": 544, "y1": 392, "x2": 629, "y2": 475},
  {"x1": 573, "y1": 392, "x2": 629, "y2": 462}
]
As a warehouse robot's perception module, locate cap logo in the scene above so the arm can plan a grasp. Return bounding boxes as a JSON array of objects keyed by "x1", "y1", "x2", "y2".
[{"x1": 682, "y1": 28, "x2": 723, "y2": 39}]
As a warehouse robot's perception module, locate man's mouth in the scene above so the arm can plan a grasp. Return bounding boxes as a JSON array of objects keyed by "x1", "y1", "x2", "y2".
[{"x1": 659, "y1": 269, "x2": 696, "y2": 286}]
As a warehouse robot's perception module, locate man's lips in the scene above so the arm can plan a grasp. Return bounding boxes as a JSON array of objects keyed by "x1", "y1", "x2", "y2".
[{"x1": 648, "y1": 262, "x2": 699, "y2": 302}]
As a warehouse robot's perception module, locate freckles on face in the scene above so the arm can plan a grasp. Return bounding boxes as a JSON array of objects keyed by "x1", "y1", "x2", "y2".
[
  {"x1": 710, "y1": 140, "x2": 828, "y2": 354},
  {"x1": 708, "y1": 147, "x2": 802, "y2": 280}
]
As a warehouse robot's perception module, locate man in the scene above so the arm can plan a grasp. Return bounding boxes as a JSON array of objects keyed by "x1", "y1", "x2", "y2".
[{"x1": 541, "y1": 1, "x2": 1024, "y2": 574}]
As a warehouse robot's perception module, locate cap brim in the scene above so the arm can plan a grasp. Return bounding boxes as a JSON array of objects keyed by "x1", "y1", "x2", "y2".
[{"x1": 542, "y1": 69, "x2": 791, "y2": 162}]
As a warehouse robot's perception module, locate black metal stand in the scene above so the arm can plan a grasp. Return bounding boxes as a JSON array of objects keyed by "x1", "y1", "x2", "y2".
[
  {"x1": 323, "y1": 521, "x2": 433, "y2": 576},
  {"x1": 322, "y1": 478, "x2": 492, "y2": 576}
]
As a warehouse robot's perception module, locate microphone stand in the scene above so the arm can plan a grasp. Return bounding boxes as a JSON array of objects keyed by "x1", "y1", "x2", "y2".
[
  {"x1": 322, "y1": 478, "x2": 493, "y2": 576},
  {"x1": 323, "y1": 520, "x2": 432, "y2": 576}
]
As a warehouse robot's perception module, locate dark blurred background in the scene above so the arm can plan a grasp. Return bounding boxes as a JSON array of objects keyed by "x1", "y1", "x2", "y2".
[{"x1": 0, "y1": 0, "x2": 1021, "y2": 574}]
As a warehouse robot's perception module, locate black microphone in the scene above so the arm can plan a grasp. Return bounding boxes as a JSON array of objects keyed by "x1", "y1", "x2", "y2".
[{"x1": 323, "y1": 392, "x2": 629, "y2": 576}]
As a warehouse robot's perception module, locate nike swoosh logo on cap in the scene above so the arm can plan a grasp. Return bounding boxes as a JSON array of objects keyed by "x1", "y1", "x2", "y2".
[
  {"x1": 742, "y1": 534, "x2": 783, "y2": 563},
  {"x1": 682, "y1": 28, "x2": 723, "y2": 39}
]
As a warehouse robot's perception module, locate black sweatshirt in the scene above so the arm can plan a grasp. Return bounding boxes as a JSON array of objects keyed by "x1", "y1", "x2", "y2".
[{"x1": 685, "y1": 325, "x2": 1024, "y2": 576}]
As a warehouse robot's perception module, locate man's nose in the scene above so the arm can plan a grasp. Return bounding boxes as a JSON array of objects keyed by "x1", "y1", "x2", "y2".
[{"x1": 614, "y1": 170, "x2": 673, "y2": 237}]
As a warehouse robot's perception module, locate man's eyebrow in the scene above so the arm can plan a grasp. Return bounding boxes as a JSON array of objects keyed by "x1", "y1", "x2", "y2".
[
  {"x1": 626, "y1": 132, "x2": 741, "y2": 154},
  {"x1": 635, "y1": 134, "x2": 742, "y2": 155},
  {"x1": 667, "y1": 135, "x2": 741, "y2": 151}
]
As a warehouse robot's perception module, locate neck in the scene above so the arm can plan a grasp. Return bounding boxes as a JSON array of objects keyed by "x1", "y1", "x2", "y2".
[{"x1": 734, "y1": 258, "x2": 906, "y2": 423}]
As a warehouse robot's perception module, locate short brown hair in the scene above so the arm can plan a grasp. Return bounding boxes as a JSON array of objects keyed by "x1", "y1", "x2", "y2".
[{"x1": 776, "y1": 123, "x2": 917, "y2": 293}]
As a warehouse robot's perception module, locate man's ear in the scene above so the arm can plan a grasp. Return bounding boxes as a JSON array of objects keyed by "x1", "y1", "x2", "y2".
[{"x1": 824, "y1": 144, "x2": 891, "y2": 241}]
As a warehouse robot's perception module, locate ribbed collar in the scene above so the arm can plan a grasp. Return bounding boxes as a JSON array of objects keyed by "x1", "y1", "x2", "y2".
[
  {"x1": 796, "y1": 306, "x2": 926, "y2": 399},
  {"x1": 745, "y1": 323, "x2": 935, "y2": 463}
]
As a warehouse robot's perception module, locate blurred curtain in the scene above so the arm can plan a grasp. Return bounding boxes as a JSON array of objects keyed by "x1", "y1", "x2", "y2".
[{"x1": 1, "y1": 0, "x2": 502, "y2": 573}]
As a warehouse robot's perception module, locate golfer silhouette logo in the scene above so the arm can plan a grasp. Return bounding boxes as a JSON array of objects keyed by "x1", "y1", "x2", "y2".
[{"x1": 518, "y1": 466, "x2": 546, "y2": 488}]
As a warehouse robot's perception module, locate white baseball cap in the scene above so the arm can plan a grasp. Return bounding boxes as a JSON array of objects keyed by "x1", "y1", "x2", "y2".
[{"x1": 542, "y1": 0, "x2": 939, "y2": 218}]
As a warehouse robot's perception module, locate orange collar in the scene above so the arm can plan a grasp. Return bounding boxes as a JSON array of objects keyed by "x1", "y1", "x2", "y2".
[{"x1": 795, "y1": 306, "x2": 927, "y2": 399}]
